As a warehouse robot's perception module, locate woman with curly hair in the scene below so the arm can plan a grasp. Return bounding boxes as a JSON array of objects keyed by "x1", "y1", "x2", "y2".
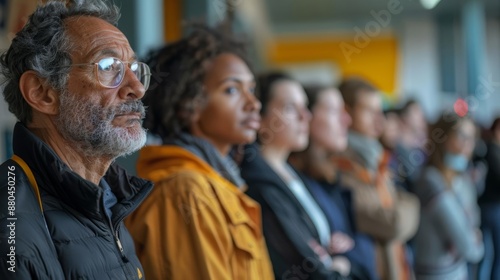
[{"x1": 125, "y1": 27, "x2": 274, "y2": 280}]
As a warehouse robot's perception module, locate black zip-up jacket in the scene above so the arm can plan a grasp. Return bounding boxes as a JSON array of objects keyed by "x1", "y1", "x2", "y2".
[
  {"x1": 240, "y1": 144, "x2": 360, "y2": 280},
  {"x1": 0, "y1": 123, "x2": 153, "y2": 279}
]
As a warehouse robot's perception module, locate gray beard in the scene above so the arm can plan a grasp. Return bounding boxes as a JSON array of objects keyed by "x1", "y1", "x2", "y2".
[{"x1": 55, "y1": 90, "x2": 147, "y2": 159}]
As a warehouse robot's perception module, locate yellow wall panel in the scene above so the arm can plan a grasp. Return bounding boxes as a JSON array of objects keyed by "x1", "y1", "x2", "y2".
[
  {"x1": 164, "y1": 0, "x2": 182, "y2": 42},
  {"x1": 267, "y1": 35, "x2": 399, "y2": 95}
]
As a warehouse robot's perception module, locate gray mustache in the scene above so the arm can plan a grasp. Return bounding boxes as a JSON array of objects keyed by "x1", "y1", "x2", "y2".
[{"x1": 113, "y1": 100, "x2": 146, "y2": 119}]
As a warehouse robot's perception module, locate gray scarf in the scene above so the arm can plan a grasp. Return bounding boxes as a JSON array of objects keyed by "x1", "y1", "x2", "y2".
[
  {"x1": 348, "y1": 131, "x2": 383, "y2": 171},
  {"x1": 166, "y1": 133, "x2": 245, "y2": 188}
]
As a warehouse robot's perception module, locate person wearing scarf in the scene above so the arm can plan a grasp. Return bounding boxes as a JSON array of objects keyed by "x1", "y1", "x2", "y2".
[
  {"x1": 125, "y1": 27, "x2": 274, "y2": 280},
  {"x1": 333, "y1": 78, "x2": 420, "y2": 280}
]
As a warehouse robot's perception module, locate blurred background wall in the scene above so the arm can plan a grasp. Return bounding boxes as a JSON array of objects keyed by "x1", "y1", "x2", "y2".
[{"x1": 1, "y1": 0, "x2": 499, "y2": 168}]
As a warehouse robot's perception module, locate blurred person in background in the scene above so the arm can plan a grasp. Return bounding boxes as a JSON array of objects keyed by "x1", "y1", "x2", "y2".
[
  {"x1": 334, "y1": 78, "x2": 420, "y2": 280},
  {"x1": 240, "y1": 73, "x2": 361, "y2": 279},
  {"x1": 125, "y1": 27, "x2": 274, "y2": 280},
  {"x1": 289, "y1": 85, "x2": 379, "y2": 280},
  {"x1": 393, "y1": 100, "x2": 428, "y2": 192},
  {"x1": 398, "y1": 100, "x2": 428, "y2": 148},
  {"x1": 469, "y1": 122, "x2": 488, "y2": 194},
  {"x1": 477, "y1": 117, "x2": 500, "y2": 280},
  {"x1": 379, "y1": 109, "x2": 401, "y2": 154},
  {"x1": 413, "y1": 113, "x2": 484, "y2": 280},
  {"x1": 379, "y1": 109, "x2": 402, "y2": 180}
]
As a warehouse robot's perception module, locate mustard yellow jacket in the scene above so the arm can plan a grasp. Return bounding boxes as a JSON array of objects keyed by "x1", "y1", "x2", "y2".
[{"x1": 126, "y1": 146, "x2": 274, "y2": 280}]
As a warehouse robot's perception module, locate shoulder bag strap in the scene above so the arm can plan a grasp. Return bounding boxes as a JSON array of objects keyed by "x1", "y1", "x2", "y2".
[{"x1": 11, "y1": 154, "x2": 44, "y2": 212}]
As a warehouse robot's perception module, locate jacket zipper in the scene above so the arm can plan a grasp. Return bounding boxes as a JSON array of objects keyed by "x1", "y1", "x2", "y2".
[
  {"x1": 102, "y1": 206, "x2": 129, "y2": 263},
  {"x1": 113, "y1": 227, "x2": 129, "y2": 263},
  {"x1": 101, "y1": 200, "x2": 136, "y2": 280},
  {"x1": 106, "y1": 181, "x2": 153, "y2": 279}
]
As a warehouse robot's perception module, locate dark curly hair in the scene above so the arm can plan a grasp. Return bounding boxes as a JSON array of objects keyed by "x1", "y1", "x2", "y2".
[
  {"x1": 0, "y1": 0, "x2": 120, "y2": 124},
  {"x1": 142, "y1": 26, "x2": 250, "y2": 141}
]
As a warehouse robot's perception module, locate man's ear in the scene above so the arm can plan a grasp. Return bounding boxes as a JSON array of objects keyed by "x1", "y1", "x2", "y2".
[{"x1": 19, "y1": 70, "x2": 59, "y2": 116}]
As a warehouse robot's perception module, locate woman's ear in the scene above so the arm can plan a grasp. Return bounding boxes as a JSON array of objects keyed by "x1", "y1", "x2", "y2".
[
  {"x1": 182, "y1": 95, "x2": 206, "y2": 136},
  {"x1": 19, "y1": 70, "x2": 59, "y2": 116},
  {"x1": 190, "y1": 93, "x2": 209, "y2": 122},
  {"x1": 190, "y1": 101, "x2": 202, "y2": 124}
]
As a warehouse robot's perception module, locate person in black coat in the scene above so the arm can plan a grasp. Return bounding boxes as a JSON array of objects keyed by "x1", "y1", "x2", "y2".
[
  {"x1": 0, "y1": 1, "x2": 153, "y2": 279},
  {"x1": 240, "y1": 73, "x2": 368, "y2": 279}
]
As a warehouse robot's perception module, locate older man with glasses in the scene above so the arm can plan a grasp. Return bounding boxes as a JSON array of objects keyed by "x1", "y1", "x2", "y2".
[{"x1": 0, "y1": 0, "x2": 153, "y2": 279}]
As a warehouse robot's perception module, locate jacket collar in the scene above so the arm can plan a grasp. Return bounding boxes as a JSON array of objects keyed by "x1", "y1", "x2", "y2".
[
  {"x1": 241, "y1": 144, "x2": 320, "y2": 239},
  {"x1": 138, "y1": 145, "x2": 261, "y2": 234},
  {"x1": 137, "y1": 145, "x2": 220, "y2": 182},
  {"x1": 12, "y1": 122, "x2": 153, "y2": 222},
  {"x1": 240, "y1": 144, "x2": 292, "y2": 193}
]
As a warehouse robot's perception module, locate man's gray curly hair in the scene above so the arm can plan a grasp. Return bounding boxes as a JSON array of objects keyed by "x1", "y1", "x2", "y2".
[{"x1": 0, "y1": 0, "x2": 121, "y2": 124}]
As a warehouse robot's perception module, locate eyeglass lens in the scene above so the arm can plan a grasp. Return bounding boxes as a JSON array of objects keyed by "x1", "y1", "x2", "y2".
[{"x1": 97, "y1": 57, "x2": 151, "y2": 90}]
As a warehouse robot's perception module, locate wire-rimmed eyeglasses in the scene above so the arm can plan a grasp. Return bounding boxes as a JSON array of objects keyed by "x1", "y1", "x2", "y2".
[{"x1": 69, "y1": 57, "x2": 151, "y2": 91}]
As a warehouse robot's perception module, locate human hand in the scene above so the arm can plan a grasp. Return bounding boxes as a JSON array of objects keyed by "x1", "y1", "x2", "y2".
[
  {"x1": 328, "y1": 232, "x2": 354, "y2": 254},
  {"x1": 331, "y1": 256, "x2": 351, "y2": 276}
]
